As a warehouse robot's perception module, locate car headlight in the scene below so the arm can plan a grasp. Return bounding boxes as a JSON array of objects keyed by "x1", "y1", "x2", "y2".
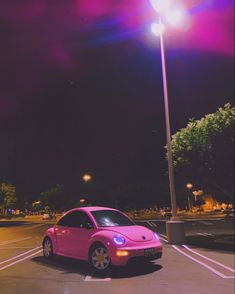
[
  {"x1": 113, "y1": 235, "x2": 126, "y2": 246},
  {"x1": 154, "y1": 233, "x2": 160, "y2": 240}
]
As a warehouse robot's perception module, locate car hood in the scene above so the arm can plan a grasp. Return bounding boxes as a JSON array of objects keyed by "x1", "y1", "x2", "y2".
[{"x1": 102, "y1": 225, "x2": 154, "y2": 242}]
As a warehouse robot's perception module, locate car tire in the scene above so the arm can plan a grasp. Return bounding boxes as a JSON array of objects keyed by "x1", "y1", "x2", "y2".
[
  {"x1": 89, "y1": 244, "x2": 112, "y2": 275},
  {"x1": 42, "y1": 237, "x2": 54, "y2": 259}
]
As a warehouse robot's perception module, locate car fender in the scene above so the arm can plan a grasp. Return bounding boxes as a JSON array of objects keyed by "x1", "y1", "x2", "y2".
[
  {"x1": 43, "y1": 227, "x2": 58, "y2": 253},
  {"x1": 88, "y1": 230, "x2": 117, "y2": 255}
]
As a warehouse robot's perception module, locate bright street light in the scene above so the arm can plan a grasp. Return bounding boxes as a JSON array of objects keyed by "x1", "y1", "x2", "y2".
[
  {"x1": 150, "y1": 0, "x2": 186, "y2": 244},
  {"x1": 82, "y1": 174, "x2": 92, "y2": 182},
  {"x1": 150, "y1": 0, "x2": 173, "y2": 14},
  {"x1": 186, "y1": 183, "x2": 193, "y2": 190},
  {"x1": 165, "y1": 9, "x2": 183, "y2": 26}
]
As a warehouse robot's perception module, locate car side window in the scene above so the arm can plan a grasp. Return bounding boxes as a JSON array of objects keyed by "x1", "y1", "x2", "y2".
[
  {"x1": 57, "y1": 211, "x2": 93, "y2": 228},
  {"x1": 79, "y1": 211, "x2": 94, "y2": 228},
  {"x1": 57, "y1": 212, "x2": 75, "y2": 227}
]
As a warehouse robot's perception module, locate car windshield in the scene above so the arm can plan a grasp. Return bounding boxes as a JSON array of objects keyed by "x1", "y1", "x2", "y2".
[{"x1": 91, "y1": 210, "x2": 135, "y2": 227}]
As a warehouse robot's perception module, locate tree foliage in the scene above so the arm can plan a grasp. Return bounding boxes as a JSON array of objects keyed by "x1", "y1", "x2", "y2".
[
  {"x1": 0, "y1": 183, "x2": 17, "y2": 215},
  {"x1": 39, "y1": 184, "x2": 65, "y2": 211},
  {"x1": 170, "y1": 103, "x2": 235, "y2": 203}
]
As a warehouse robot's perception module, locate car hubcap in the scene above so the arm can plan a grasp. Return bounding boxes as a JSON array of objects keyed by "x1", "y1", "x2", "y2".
[
  {"x1": 92, "y1": 247, "x2": 110, "y2": 270},
  {"x1": 43, "y1": 240, "x2": 52, "y2": 257}
]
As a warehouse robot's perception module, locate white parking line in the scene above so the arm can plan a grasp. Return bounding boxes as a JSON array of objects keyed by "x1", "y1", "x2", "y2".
[
  {"x1": 0, "y1": 249, "x2": 42, "y2": 271},
  {"x1": 0, "y1": 246, "x2": 42, "y2": 265},
  {"x1": 172, "y1": 245, "x2": 231, "y2": 278},
  {"x1": 199, "y1": 221, "x2": 213, "y2": 225},
  {"x1": 147, "y1": 221, "x2": 157, "y2": 227},
  {"x1": 159, "y1": 234, "x2": 168, "y2": 243},
  {"x1": 0, "y1": 237, "x2": 32, "y2": 246},
  {"x1": 172, "y1": 245, "x2": 235, "y2": 279},
  {"x1": 159, "y1": 233, "x2": 234, "y2": 278},
  {"x1": 182, "y1": 245, "x2": 235, "y2": 273},
  {"x1": 83, "y1": 275, "x2": 111, "y2": 282},
  {"x1": 0, "y1": 246, "x2": 35, "y2": 250},
  {"x1": 196, "y1": 233, "x2": 213, "y2": 236}
]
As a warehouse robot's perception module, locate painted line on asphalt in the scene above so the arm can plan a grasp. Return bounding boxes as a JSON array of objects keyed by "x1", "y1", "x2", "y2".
[
  {"x1": 198, "y1": 221, "x2": 213, "y2": 225},
  {"x1": 182, "y1": 245, "x2": 235, "y2": 273},
  {"x1": 0, "y1": 246, "x2": 36, "y2": 250},
  {"x1": 147, "y1": 221, "x2": 153, "y2": 227},
  {"x1": 83, "y1": 275, "x2": 111, "y2": 282},
  {"x1": 196, "y1": 233, "x2": 213, "y2": 236},
  {"x1": 0, "y1": 246, "x2": 42, "y2": 265},
  {"x1": 0, "y1": 237, "x2": 32, "y2": 246},
  {"x1": 150, "y1": 221, "x2": 157, "y2": 227},
  {"x1": 0, "y1": 249, "x2": 42, "y2": 271},
  {"x1": 172, "y1": 245, "x2": 235, "y2": 279},
  {"x1": 172, "y1": 245, "x2": 229, "y2": 278},
  {"x1": 160, "y1": 233, "x2": 234, "y2": 277},
  {"x1": 159, "y1": 234, "x2": 168, "y2": 243},
  {"x1": 147, "y1": 221, "x2": 157, "y2": 227}
]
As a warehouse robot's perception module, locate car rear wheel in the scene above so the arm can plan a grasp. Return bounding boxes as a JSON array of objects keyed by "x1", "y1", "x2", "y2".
[
  {"x1": 43, "y1": 237, "x2": 53, "y2": 259},
  {"x1": 89, "y1": 244, "x2": 111, "y2": 273}
]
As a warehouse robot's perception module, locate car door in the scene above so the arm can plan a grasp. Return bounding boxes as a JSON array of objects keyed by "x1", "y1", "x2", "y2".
[
  {"x1": 55, "y1": 211, "x2": 95, "y2": 259},
  {"x1": 55, "y1": 212, "x2": 79, "y2": 256},
  {"x1": 68, "y1": 211, "x2": 95, "y2": 259}
]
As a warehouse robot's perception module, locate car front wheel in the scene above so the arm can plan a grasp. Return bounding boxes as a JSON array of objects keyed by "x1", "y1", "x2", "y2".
[
  {"x1": 89, "y1": 244, "x2": 111, "y2": 273},
  {"x1": 43, "y1": 237, "x2": 53, "y2": 259}
]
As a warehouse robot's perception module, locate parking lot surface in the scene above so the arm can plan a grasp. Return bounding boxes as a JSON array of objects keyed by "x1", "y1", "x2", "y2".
[{"x1": 0, "y1": 218, "x2": 234, "y2": 294}]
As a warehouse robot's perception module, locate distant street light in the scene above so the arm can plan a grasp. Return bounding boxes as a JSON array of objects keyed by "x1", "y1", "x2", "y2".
[
  {"x1": 186, "y1": 183, "x2": 193, "y2": 189},
  {"x1": 82, "y1": 174, "x2": 92, "y2": 183},
  {"x1": 80, "y1": 198, "x2": 86, "y2": 204},
  {"x1": 150, "y1": 0, "x2": 187, "y2": 244}
]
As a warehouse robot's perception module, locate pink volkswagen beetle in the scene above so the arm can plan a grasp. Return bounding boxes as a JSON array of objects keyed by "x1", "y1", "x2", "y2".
[{"x1": 42, "y1": 207, "x2": 162, "y2": 272}]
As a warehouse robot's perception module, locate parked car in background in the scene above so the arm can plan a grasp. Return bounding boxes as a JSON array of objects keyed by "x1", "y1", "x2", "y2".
[
  {"x1": 42, "y1": 213, "x2": 56, "y2": 220},
  {"x1": 42, "y1": 206, "x2": 162, "y2": 273}
]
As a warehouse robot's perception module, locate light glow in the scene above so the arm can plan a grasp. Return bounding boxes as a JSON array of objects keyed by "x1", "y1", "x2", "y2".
[
  {"x1": 113, "y1": 235, "x2": 126, "y2": 246},
  {"x1": 150, "y1": 0, "x2": 173, "y2": 14},
  {"x1": 186, "y1": 183, "x2": 193, "y2": 189},
  {"x1": 165, "y1": 9, "x2": 183, "y2": 26},
  {"x1": 82, "y1": 174, "x2": 92, "y2": 182},
  {"x1": 116, "y1": 250, "x2": 129, "y2": 257},
  {"x1": 151, "y1": 22, "x2": 165, "y2": 36}
]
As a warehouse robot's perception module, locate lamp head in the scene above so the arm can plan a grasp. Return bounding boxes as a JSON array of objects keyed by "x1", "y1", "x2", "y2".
[{"x1": 150, "y1": 0, "x2": 173, "y2": 14}]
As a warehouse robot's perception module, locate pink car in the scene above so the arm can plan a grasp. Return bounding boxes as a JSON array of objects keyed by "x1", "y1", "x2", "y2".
[{"x1": 42, "y1": 206, "x2": 162, "y2": 272}]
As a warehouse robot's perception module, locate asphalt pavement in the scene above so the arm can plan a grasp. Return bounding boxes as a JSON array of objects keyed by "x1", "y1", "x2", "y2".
[{"x1": 0, "y1": 217, "x2": 234, "y2": 294}]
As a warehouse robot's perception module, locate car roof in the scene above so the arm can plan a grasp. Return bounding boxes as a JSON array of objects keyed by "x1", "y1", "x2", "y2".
[{"x1": 67, "y1": 206, "x2": 118, "y2": 213}]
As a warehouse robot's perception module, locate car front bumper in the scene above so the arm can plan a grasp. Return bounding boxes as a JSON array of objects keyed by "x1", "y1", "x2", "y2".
[{"x1": 111, "y1": 243, "x2": 163, "y2": 266}]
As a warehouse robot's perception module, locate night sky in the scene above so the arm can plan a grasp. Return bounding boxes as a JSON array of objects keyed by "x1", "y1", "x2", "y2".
[{"x1": 0, "y1": 1, "x2": 234, "y2": 204}]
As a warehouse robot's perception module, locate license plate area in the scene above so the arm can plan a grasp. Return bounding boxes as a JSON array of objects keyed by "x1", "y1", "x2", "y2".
[{"x1": 144, "y1": 248, "x2": 156, "y2": 257}]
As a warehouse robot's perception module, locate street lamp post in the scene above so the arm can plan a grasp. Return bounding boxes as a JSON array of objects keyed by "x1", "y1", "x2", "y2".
[
  {"x1": 150, "y1": 0, "x2": 186, "y2": 244},
  {"x1": 186, "y1": 183, "x2": 193, "y2": 211},
  {"x1": 158, "y1": 19, "x2": 178, "y2": 221}
]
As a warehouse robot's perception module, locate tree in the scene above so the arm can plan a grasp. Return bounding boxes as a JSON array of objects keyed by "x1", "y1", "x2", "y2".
[
  {"x1": 0, "y1": 183, "x2": 17, "y2": 215},
  {"x1": 170, "y1": 104, "x2": 235, "y2": 203},
  {"x1": 39, "y1": 185, "x2": 65, "y2": 211}
]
